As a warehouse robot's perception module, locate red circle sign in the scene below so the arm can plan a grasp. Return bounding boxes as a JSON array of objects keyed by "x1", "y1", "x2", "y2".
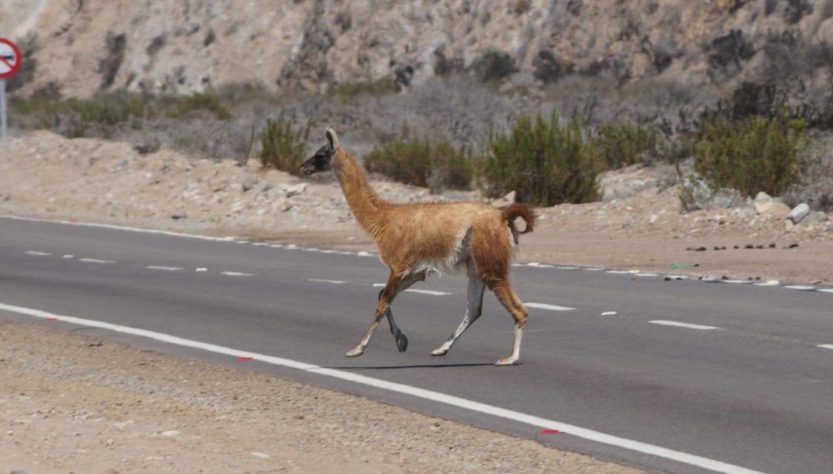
[{"x1": 0, "y1": 37, "x2": 23, "y2": 80}]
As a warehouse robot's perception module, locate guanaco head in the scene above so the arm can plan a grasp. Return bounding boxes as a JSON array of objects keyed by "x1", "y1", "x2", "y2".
[{"x1": 300, "y1": 128, "x2": 339, "y2": 176}]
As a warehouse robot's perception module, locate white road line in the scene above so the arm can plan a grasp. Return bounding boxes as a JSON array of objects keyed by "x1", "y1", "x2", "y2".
[
  {"x1": 404, "y1": 289, "x2": 451, "y2": 296},
  {"x1": 24, "y1": 250, "x2": 51, "y2": 256},
  {"x1": 252, "y1": 243, "x2": 269, "y2": 247},
  {"x1": 308, "y1": 278, "x2": 346, "y2": 285},
  {"x1": 584, "y1": 267, "x2": 605, "y2": 272},
  {"x1": 78, "y1": 258, "x2": 115, "y2": 264},
  {"x1": 357, "y1": 251, "x2": 373, "y2": 257},
  {"x1": 221, "y1": 271, "x2": 253, "y2": 277},
  {"x1": 526, "y1": 302, "x2": 575, "y2": 312},
  {"x1": 1, "y1": 214, "x2": 236, "y2": 242},
  {"x1": 556, "y1": 266, "x2": 579, "y2": 270},
  {"x1": 818, "y1": 289, "x2": 833, "y2": 294},
  {"x1": 527, "y1": 262, "x2": 554, "y2": 268},
  {"x1": 636, "y1": 273, "x2": 659, "y2": 277},
  {"x1": 270, "y1": 244, "x2": 284, "y2": 248},
  {"x1": 721, "y1": 280, "x2": 749, "y2": 285},
  {"x1": 372, "y1": 283, "x2": 385, "y2": 288},
  {"x1": 650, "y1": 320, "x2": 720, "y2": 331},
  {"x1": 784, "y1": 285, "x2": 816, "y2": 291},
  {"x1": 754, "y1": 280, "x2": 780, "y2": 287},
  {"x1": 62, "y1": 254, "x2": 74, "y2": 259},
  {"x1": 606, "y1": 270, "x2": 630, "y2": 274},
  {"x1": 601, "y1": 311, "x2": 618, "y2": 316},
  {"x1": 818, "y1": 344, "x2": 833, "y2": 351},
  {"x1": 195, "y1": 267, "x2": 208, "y2": 272},
  {"x1": 0, "y1": 301, "x2": 762, "y2": 474},
  {"x1": 146, "y1": 266, "x2": 183, "y2": 272}
]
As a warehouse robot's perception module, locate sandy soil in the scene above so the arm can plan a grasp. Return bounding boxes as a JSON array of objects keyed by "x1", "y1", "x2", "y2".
[
  {"x1": 0, "y1": 321, "x2": 641, "y2": 474},
  {"x1": 2, "y1": 131, "x2": 831, "y2": 284}
]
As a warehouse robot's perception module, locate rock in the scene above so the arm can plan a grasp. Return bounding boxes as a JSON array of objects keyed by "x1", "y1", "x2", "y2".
[
  {"x1": 284, "y1": 183, "x2": 307, "y2": 198},
  {"x1": 231, "y1": 201, "x2": 247, "y2": 213},
  {"x1": 171, "y1": 214, "x2": 186, "y2": 220},
  {"x1": 241, "y1": 177, "x2": 258, "y2": 192},
  {"x1": 803, "y1": 211, "x2": 829, "y2": 225},
  {"x1": 786, "y1": 203, "x2": 810, "y2": 224},
  {"x1": 753, "y1": 191, "x2": 772, "y2": 202},
  {"x1": 257, "y1": 183, "x2": 274, "y2": 194},
  {"x1": 754, "y1": 200, "x2": 790, "y2": 217},
  {"x1": 491, "y1": 191, "x2": 516, "y2": 207}
]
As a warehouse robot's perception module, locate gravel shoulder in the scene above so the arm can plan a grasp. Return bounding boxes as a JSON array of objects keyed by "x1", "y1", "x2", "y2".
[{"x1": 0, "y1": 320, "x2": 641, "y2": 473}]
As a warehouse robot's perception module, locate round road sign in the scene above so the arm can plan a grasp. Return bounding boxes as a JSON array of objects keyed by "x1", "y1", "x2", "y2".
[{"x1": 0, "y1": 38, "x2": 23, "y2": 80}]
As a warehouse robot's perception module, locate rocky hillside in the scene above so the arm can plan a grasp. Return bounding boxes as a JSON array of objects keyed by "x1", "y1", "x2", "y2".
[{"x1": 3, "y1": 0, "x2": 832, "y2": 99}]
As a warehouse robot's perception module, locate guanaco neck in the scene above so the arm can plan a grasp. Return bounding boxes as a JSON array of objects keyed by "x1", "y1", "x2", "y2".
[{"x1": 332, "y1": 149, "x2": 389, "y2": 238}]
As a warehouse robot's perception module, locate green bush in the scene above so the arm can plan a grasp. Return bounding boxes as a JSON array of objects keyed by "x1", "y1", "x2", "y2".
[
  {"x1": 471, "y1": 49, "x2": 518, "y2": 83},
  {"x1": 364, "y1": 139, "x2": 473, "y2": 192},
  {"x1": 692, "y1": 114, "x2": 809, "y2": 197},
  {"x1": 163, "y1": 92, "x2": 232, "y2": 121},
  {"x1": 480, "y1": 112, "x2": 602, "y2": 205},
  {"x1": 592, "y1": 122, "x2": 658, "y2": 169},
  {"x1": 259, "y1": 118, "x2": 307, "y2": 175}
]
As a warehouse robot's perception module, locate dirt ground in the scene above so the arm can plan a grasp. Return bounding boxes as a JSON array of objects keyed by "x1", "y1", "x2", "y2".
[{"x1": 0, "y1": 321, "x2": 642, "y2": 474}]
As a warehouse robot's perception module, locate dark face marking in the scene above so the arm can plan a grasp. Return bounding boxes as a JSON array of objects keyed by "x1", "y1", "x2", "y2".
[{"x1": 300, "y1": 144, "x2": 335, "y2": 176}]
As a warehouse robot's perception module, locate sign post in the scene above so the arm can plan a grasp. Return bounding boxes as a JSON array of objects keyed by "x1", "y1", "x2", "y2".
[{"x1": 0, "y1": 37, "x2": 23, "y2": 146}]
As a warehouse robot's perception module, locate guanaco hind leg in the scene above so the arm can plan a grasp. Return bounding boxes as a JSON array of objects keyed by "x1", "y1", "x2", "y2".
[
  {"x1": 432, "y1": 262, "x2": 486, "y2": 356},
  {"x1": 490, "y1": 283, "x2": 528, "y2": 366}
]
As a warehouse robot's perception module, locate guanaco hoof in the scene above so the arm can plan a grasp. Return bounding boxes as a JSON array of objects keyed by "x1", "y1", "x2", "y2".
[
  {"x1": 431, "y1": 345, "x2": 450, "y2": 357},
  {"x1": 495, "y1": 357, "x2": 519, "y2": 366},
  {"x1": 345, "y1": 346, "x2": 365, "y2": 358},
  {"x1": 395, "y1": 332, "x2": 408, "y2": 353}
]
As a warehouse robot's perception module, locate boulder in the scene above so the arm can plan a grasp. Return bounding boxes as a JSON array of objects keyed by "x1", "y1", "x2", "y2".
[
  {"x1": 284, "y1": 183, "x2": 307, "y2": 198},
  {"x1": 754, "y1": 200, "x2": 790, "y2": 217},
  {"x1": 786, "y1": 203, "x2": 811, "y2": 224}
]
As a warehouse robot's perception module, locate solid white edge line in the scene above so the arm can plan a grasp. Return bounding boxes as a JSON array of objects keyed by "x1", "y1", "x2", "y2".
[
  {"x1": 650, "y1": 320, "x2": 720, "y2": 331},
  {"x1": 526, "y1": 302, "x2": 575, "y2": 312},
  {"x1": 818, "y1": 289, "x2": 833, "y2": 294},
  {"x1": 1, "y1": 214, "x2": 236, "y2": 242},
  {"x1": 784, "y1": 285, "x2": 816, "y2": 291},
  {"x1": 818, "y1": 344, "x2": 833, "y2": 351},
  {"x1": 404, "y1": 289, "x2": 451, "y2": 296},
  {"x1": 0, "y1": 301, "x2": 763, "y2": 474}
]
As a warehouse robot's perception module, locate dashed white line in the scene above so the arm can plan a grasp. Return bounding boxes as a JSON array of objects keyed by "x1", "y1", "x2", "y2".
[
  {"x1": 195, "y1": 268, "x2": 208, "y2": 272},
  {"x1": 270, "y1": 244, "x2": 284, "y2": 248},
  {"x1": 404, "y1": 289, "x2": 451, "y2": 296},
  {"x1": 754, "y1": 280, "x2": 780, "y2": 287},
  {"x1": 526, "y1": 302, "x2": 575, "y2": 312},
  {"x1": 308, "y1": 278, "x2": 346, "y2": 285},
  {"x1": 221, "y1": 271, "x2": 253, "y2": 277},
  {"x1": 818, "y1": 289, "x2": 833, "y2": 294},
  {"x1": 636, "y1": 273, "x2": 659, "y2": 278},
  {"x1": 146, "y1": 266, "x2": 183, "y2": 272},
  {"x1": 78, "y1": 258, "x2": 115, "y2": 264},
  {"x1": 24, "y1": 250, "x2": 51, "y2": 256},
  {"x1": 606, "y1": 270, "x2": 630, "y2": 274},
  {"x1": 784, "y1": 285, "x2": 816, "y2": 291},
  {"x1": 721, "y1": 280, "x2": 749, "y2": 285},
  {"x1": 601, "y1": 311, "x2": 618, "y2": 316},
  {"x1": 527, "y1": 262, "x2": 554, "y2": 268},
  {"x1": 357, "y1": 251, "x2": 373, "y2": 257},
  {"x1": 0, "y1": 301, "x2": 762, "y2": 474},
  {"x1": 584, "y1": 267, "x2": 605, "y2": 272},
  {"x1": 62, "y1": 254, "x2": 74, "y2": 259},
  {"x1": 650, "y1": 320, "x2": 720, "y2": 331},
  {"x1": 818, "y1": 344, "x2": 833, "y2": 351},
  {"x1": 556, "y1": 266, "x2": 579, "y2": 270}
]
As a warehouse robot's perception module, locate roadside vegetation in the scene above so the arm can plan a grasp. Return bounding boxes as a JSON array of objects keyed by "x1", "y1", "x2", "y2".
[{"x1": 7, "y1": 73, "x2": 824, "y2": 210}]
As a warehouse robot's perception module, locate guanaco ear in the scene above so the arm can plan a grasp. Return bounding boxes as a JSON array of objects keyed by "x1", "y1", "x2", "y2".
[{"x1": 325, "y1": 128, "x2": 339, "y2": 150}]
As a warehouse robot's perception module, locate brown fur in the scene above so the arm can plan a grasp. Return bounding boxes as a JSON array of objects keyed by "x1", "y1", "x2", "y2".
[{"x1": 308, "y1": 129, "x2": 534, "y2": 363}]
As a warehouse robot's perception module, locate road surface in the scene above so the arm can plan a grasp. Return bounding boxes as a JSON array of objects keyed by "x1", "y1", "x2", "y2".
[{"x1": 1, "y1": 216, "x2": 832, "y2": 473}]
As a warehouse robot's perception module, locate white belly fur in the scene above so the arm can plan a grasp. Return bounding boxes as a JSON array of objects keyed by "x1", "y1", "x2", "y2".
[{"x1": 408, "y1": 227, "x2": 472, "y2": 276}]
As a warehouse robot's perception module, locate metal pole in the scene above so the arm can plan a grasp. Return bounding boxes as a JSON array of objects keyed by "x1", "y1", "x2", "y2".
[{"x1": 0, "y1": 79, "x2": 7, "y2": 146}]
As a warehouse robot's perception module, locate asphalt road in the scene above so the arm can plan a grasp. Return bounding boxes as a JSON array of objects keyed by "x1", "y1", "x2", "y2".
[{"x1": 1, "y1": 216, "x2": 832, "y2": 474}]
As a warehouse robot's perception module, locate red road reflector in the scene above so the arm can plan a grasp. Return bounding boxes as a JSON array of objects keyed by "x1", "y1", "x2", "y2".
[
  {"x1": 237, "y1": 356, "x2": 254, "y2": 362},
  {"x1": 46, "y1": 316, "x2": 59, "y2": 322},
  {"x1": 538, "y1": 428, "x2": 560, "y2": 435}
]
